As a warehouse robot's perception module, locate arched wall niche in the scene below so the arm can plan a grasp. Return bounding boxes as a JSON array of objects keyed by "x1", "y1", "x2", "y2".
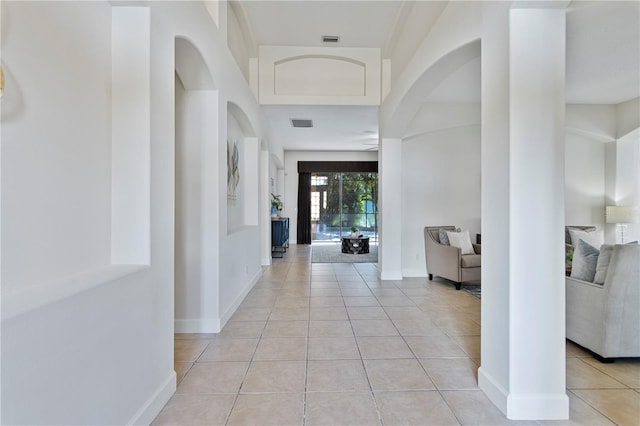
[
  {"x1": 228, "y1": 101, "x2": 256, "y2": 137},
  {"x1": 227, "y1": 101, "x2": 259, "y2": 232},
  {"x1": 175, "y1": 36, "x2": 217, "y2": 90},
  {"x1": 174, "y1": 35, "x2": 220, "y2": 333}
]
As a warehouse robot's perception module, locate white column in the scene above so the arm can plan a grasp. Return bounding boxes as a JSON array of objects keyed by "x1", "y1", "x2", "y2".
[
  {"x1": 479, "y1": 4, "x2": 569, "y2": 420},
  {"x1": 479, "y1": 2, "x2": 511, "y2": 414},
  {"x1": 379, "y1": 138, "x2": 403, "y2": 280},
  {"x1": 261, "y1": 150, "x2": 272, "y2": 265},
  {"x1": 509, "y1": 8, "x2": 568, "y2": 419}
]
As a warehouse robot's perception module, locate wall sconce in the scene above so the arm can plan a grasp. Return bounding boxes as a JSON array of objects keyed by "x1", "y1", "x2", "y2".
[{"x1": 606, "y1": 205, "x2": 639, "y2": 243}]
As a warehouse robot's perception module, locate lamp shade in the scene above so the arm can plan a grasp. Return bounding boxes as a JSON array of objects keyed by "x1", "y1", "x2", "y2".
[{"x1": 606, "y1": 205, "x2": 639, "y2": 224}]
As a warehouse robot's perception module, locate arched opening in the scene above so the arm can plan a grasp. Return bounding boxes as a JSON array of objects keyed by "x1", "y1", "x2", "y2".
[{"x1": 174, "y1": 36, "x2": 219, "y2": 333}]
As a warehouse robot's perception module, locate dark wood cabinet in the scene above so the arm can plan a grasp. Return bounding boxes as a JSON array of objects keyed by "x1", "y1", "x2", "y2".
[{"x1": 271, "y1": 217, "x2": 289, "y2": 258}]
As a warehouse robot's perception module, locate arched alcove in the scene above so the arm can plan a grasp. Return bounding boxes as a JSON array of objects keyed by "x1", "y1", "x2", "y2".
[
  {"x1": 175, "y1": 36, "x2": 217, "y2": 90},
  {"x1": 227, "y1": 101, "x2": 258, "y2": 232},
  {"x1": 174, "y1": 36, "x2": 220, "y2": 332}
]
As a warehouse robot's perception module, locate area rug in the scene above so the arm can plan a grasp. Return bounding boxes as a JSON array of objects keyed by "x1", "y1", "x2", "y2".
[
  {"x1": 311, "y1": 243, "x2": 378, "y2": 263},
  {"x1": 462, "y1": 285, "x2": 481, "y2": 299}
]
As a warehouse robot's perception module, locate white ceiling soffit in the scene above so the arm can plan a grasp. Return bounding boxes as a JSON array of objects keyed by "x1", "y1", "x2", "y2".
[
  {"x1": 566, "y1": 1, "x2": 639, "y2": 104},
  {"x1": 262, "y1": 105, "x2": 380, "y2": 152},
  {"x1": 241, "y1": 1, "x2": 402, "y2": 48}
]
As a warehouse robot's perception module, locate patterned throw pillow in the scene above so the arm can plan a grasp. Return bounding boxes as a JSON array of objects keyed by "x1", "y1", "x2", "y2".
[
  {"x1": 439, "y1": 228, "x2": 460, "y2": 245},
  {"x1": 439, "y1": 229, "x2": 451, "y2": 245},
  {"x1": 570, "y1": 239, "x2": 600, "y2": 282}
]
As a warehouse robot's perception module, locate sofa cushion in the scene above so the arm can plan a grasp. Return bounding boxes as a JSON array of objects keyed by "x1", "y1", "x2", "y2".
[
  {"x1": 593, "y1": 244, "x2": 613, "y2": 284},
  {"x1": 571, "y1": 239, "x2": 600, "y2": 282},
  {"x1": 461, "y1": 254, "x2": 481, "y2": 268},
  {"x1": 447, "y1": 229, "x2": 475, "y2": 255},
  {"x1": 569, "y1": 228, "x2": 603, "y2": 249}
]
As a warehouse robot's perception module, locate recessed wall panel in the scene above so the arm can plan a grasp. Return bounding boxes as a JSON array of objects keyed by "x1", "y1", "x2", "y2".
[
  {"x1": 259, "y1": 46, "x2": 381, "y2": 105},
  {"x1": 274, "y1": 56, "x2": 365, "y2": 97}
]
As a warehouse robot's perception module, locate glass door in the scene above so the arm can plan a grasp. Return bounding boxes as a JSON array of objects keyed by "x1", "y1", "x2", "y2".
[{"x1": 311, "y1": 172, "x2": 378, "y2": 242}]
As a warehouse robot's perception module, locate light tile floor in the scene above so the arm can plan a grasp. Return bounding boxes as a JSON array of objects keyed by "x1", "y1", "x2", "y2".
[{"x1": 153, "y1": 244, "x2": 640, "y2": 425}]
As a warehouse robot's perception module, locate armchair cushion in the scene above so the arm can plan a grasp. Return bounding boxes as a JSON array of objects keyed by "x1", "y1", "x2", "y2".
[{"x1": 461, "y1": 254, "x2": 481, "y2": 268}]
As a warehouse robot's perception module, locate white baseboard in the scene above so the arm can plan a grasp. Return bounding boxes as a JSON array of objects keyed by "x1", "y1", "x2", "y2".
[
  {"x1": 507, "y1": 393, "x2": 569, "y2": 420},
  {"x1": 219, "y1": 268, "x2": 263, "y2": 329},
  {"x1": 479, "y1": 367, "x2": 569, "y2": 420},
  {"x1": 379, "y1": 270, "x2": 403, "y2": 280},
  {"x1": 478, "y1": 366, "x2": 508, "y2": 415},
  {"x1": 402, "y1": 268, "x2": 427, "y2": 278},
  {"x1": 174, "y1": 318, "x2": 221, "y2": 333},
  {"x1": 173, "y1": 269, "x2": 263, "y2": 333},
  {"x1": 128, "y1": 370, "x2": 176, "y2": 425}
]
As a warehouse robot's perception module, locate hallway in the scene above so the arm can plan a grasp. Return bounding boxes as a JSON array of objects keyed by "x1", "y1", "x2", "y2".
[{"x1": 154, "y1": 245, "x2": 638, "y2": 425}]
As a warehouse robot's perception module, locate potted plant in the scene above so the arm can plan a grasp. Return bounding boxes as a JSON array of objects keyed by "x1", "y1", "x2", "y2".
[
  {"x1": 271, "y1": 193, "x2": 283, "y2": 217},
  {"x1": 349, "y1": 226, "x2": 360, "y2": 238}
]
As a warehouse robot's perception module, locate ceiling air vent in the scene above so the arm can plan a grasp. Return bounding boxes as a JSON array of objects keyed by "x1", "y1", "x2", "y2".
[
  {"x1": 291, "y1": 119, "x2": 313, "y2": 128},
  {"x1": 321, "y1": 35, "x2": 340, "y2": 44}
]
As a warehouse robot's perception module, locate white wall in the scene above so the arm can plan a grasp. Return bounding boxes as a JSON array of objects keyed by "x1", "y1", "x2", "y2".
[
  {"x1": 226, "y1": 2, "x2": 250, "y2": 83},
  {"x1": 564, "y1": 133, "x2": 606, "y2": 231},
  {"x1": 402, "y1": 125, "x2": 481, "y2": 276},
  {"x1": 613, "y1": 130, "x2": 640, "y2": 242},
  {"x1": 1, "y1": 1, "x2": 267, "y2": 424},
  {"x1": 283, "y1": 151, "x2": 378, "y2": 243},
  {"x1": 2, "y1": 1, "x2": 112, "y2": 291},
  {"x1": 2, "y1": 3, "x2": 174, "y2": 424},
  {"x1": 385, "y1": 1, "x2": 447, "y2": 86}
]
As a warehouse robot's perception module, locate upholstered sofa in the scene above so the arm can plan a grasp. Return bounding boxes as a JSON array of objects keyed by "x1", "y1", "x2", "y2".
[
  {"x1": 424, "y1": 226, "x2": 481, "y2": 290},
  {"x1": 566, "y1": 243, "x2": 640, "y2": 361}
]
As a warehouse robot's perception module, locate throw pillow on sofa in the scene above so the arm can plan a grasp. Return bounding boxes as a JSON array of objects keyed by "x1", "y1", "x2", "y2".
[
  {"x1": 447, "y1": 229, "x2": 475, "y2": 255},
  {"x1": 593, "y1": 244, "x2": 613, "y2": 284},
  {"x1": 571, "y1": 239, "x2": 600, "y2": 282},
  {"x1": 569, "y1": 228, "x2": 603, "y2": 249},
  {"x1": 438, "y1": 227, "x2": 460, "y2": 245}
]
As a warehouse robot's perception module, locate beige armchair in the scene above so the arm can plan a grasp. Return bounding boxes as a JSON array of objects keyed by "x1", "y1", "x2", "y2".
[{"x1": 424, "y1": 226, "x2": 481, "y2": 290}]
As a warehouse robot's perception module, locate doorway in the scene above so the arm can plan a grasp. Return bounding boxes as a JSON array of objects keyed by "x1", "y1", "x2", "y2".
[{"x1": 311, "y1": 172, "x2": 378, "y2": 242}]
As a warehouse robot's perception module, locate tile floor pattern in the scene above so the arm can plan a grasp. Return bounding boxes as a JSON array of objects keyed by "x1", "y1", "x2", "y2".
[{"x1": 154, "y1": 245, "x2": 640, "y2": 425}]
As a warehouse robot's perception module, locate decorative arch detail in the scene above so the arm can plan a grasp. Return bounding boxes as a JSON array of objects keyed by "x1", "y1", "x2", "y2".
[
  {"x1": 274, "y1": 55, "x2": 366, "y2": 97},
  {"x1": 175, "y1": 36, "x2": 217, "y2": 91}
]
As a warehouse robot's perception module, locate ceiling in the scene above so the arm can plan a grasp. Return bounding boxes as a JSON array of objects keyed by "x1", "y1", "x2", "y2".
[{"x1": 239, "y1": 1, "x2": 639, "y2": 152}]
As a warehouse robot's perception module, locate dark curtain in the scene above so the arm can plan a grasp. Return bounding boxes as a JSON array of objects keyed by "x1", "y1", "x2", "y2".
[{"x1": 297, "y1": 172, "x2": 312, "y2": 244}]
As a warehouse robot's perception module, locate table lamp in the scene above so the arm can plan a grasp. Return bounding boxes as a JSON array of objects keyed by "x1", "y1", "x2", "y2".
[{"x1": 606, "y1": 205, "x2": 639, "y2": 243}]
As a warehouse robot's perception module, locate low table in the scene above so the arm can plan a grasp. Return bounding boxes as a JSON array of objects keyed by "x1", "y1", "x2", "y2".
[{"x1": 341, "y1": 237, "x2": 370, "y2": 254}]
